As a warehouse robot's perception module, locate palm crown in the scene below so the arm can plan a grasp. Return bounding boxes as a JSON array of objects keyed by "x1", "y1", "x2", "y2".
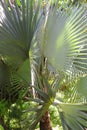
[{"x1": 0, "y1": 0, "x2": 87, "y2": 130}]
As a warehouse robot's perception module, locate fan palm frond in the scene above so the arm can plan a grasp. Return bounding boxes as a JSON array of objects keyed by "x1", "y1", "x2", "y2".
[
  {"x1": 0, "y1": 57, "x2": 31, "y2": 101},
  {"x1": 57, "y1": 102, "x2": 87, "y2": 130},
  {"x1": 43, "y1": 5, "x2": 87, "y2": 75},
  {"x1": 0, "y1": 0, "x2": 41, "y2": 65}
]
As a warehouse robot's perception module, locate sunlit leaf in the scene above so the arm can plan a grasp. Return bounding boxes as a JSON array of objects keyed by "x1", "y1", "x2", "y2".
[
  {"x1": 77, "y1": 76, "x2": 87, "y2": 99},
  {"x1": 43, "y1": 6, "x2": 87, "y2": 75},
  {"x1": 57, "y1": 102, "x2": 87, "y2": 130}
]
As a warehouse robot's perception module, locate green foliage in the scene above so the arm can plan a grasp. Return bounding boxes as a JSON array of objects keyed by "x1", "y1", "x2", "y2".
[
  {"x1": 0, "y1": 0, "x2": 41, "y2": 66},
  {"x1": 16, "y1": 0, "x2": 21, "y2": 6},
  {"x1": 77, "y1": 76, "x2": 87, "y2": 99},
  {"x1": 0, "y1": 100, "x2": 8, "y2": 116},
  {"x1": 49, "y1": 105, "x2": 61, "y2": 127},
  {"x1": 44, "y1": 5, "x2": 87, "y2": 75},
  {"x1": 58, "y1": 103, "x2": 87, "y2": 130},
  {"x1": 0, "y1": 0, "x2": 87, "y2": 130},
  {"x1": 0, "y1": 125, "x2": 4, "y2": 130}
]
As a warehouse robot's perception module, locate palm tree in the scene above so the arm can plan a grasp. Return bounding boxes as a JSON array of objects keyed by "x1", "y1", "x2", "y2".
[{"x1": 0, "y1": 0, "x2": 87, "y2": 130}]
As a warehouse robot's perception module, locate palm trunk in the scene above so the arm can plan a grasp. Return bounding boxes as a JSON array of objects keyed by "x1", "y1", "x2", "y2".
[
  {"x1": 40, "y1": 111, "x2": 52, "y2": 130},
  {"x1": 39, "y1": 57, "x2": 52, "y2": 130}
]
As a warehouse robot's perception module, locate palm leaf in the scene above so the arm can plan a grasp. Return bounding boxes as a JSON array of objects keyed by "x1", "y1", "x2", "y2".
[
  {"x1": 0, "y1": 58, "x2": 9, "y2": 86},
  {"x1": 77, "y1": 76, "x2": 87, "y2": 99},
  {"x1": 0, "y1": 58, "x2": 31, "y2": 101},
  {"x1": 43, "y1": 6, "x2": 87, "y2": 75},
  {"x1": 0, "y1": 0, "x2": 41, "y2": 65},
  {"x1": 57, "y1": 102, "x2": 87, "y2": 130},
  {"x1": 0, "y1": 58, "x2": 10, "y2": 100}
]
